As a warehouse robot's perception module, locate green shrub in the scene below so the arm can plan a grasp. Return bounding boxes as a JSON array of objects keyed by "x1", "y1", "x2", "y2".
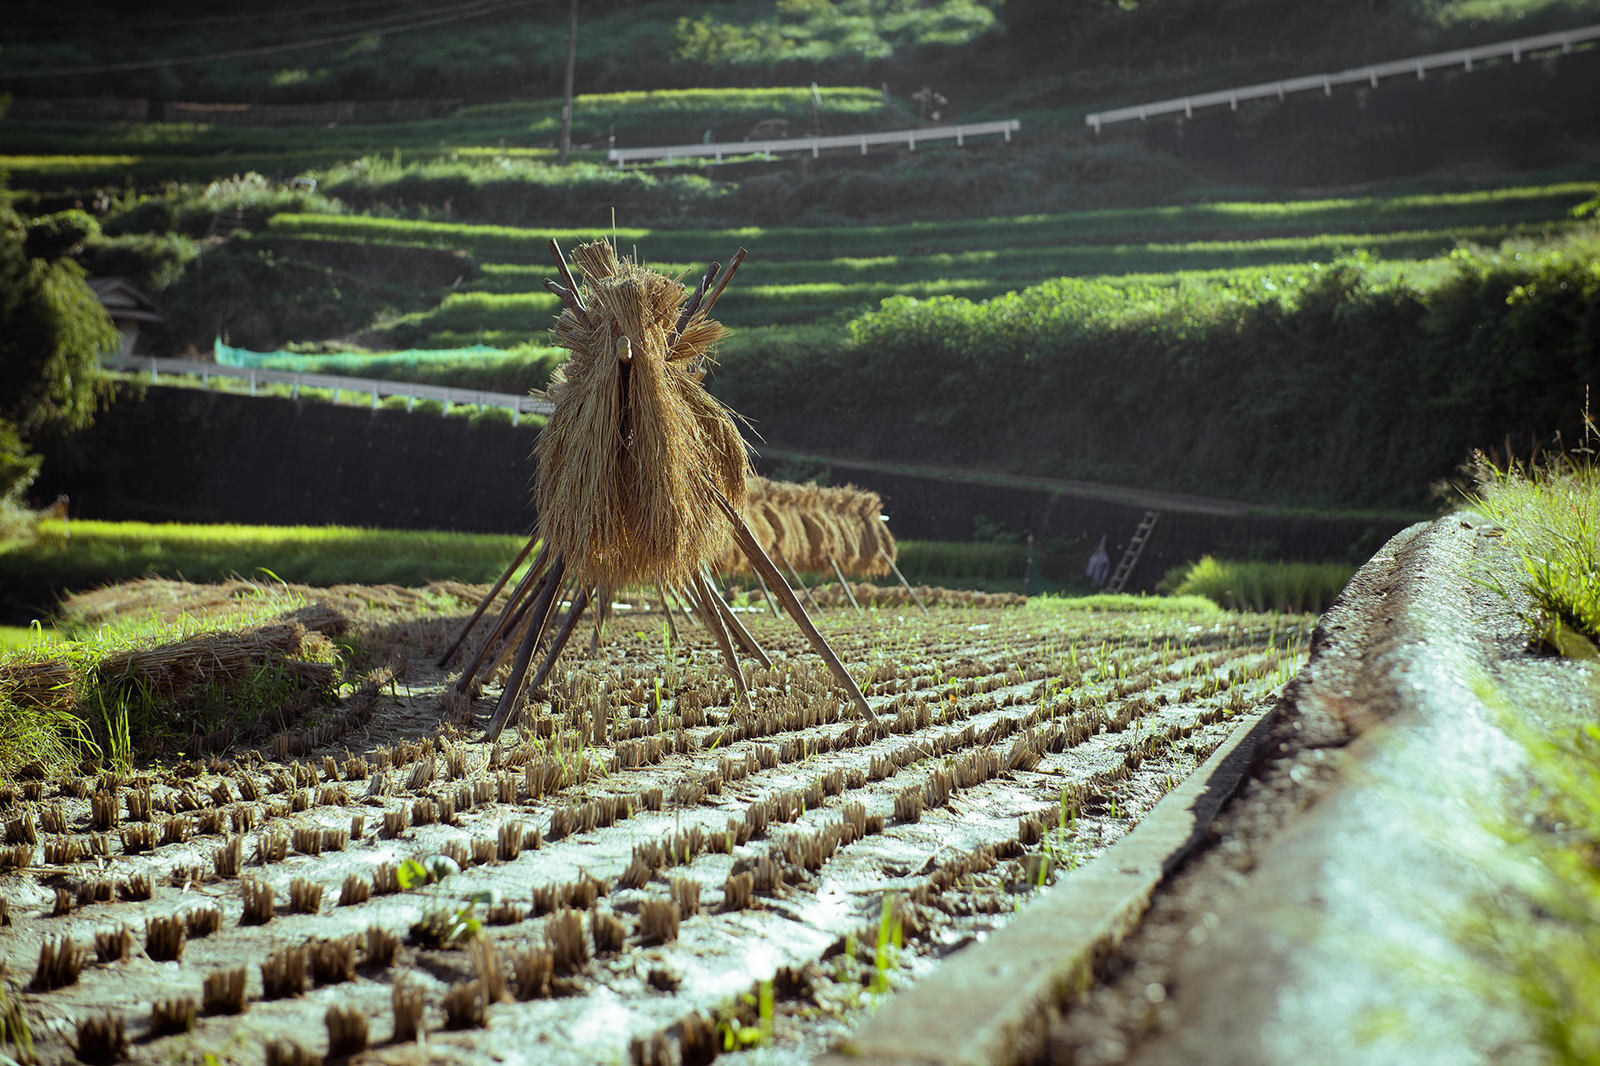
[
  {"x1": 1171, "y1": 556, "x2": 1356, "y2": 615},
  {"x1": 104, "y1": 172, "x2": 342, "y2": 239},
  {"x1": 25, "y1": 209, "x2": 100, "y2": 259},
  {"x1": 78, "y1": 231, "x2": 197, "y2": 294},
  {"x1": 717, "y1": 226, "x2": 1600, "y2": 509}
]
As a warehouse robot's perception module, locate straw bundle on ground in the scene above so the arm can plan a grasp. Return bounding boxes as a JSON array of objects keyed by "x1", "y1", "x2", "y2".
[{"x1": 442, "y1": 239, "x2": 871, "y2": 740}]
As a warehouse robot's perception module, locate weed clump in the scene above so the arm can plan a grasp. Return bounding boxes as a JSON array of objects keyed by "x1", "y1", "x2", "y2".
[
  {"x1": 338, "y1": 874, "x2": 371, "y2": 907},
  {"x1": 240, "y1": 878, "x2": 274, "y2": 924},
  {"x1": 392, "y1": 978, "x2": 425, "y2": 1042},
  {"x1": 325, "y1": 1004, "x2": 368, "y2": 1057},
  {"x1": 95, "y1": 925, "x2": 133, "y2": 963},
  {"x1": 260, "y1": 946, "x2": 307, "y2": 999}
]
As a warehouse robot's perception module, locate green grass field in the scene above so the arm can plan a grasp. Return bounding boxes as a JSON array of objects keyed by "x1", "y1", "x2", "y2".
[
  {"x1": 0, "y1": 520, "x2": 530, "y2": 596},
  {"x1": 0, "y1": 519, "x2": 1104, "y2": 616}
]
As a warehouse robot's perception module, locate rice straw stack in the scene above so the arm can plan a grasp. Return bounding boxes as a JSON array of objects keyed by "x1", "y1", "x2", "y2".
[{"x1": 442, "y1": 239, "x2": 872, "y2": 740}]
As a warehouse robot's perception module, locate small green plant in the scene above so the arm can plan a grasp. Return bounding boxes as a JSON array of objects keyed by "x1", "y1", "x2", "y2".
[
  {"x1": 718, "y1": 979, "x2": 775, "y2": 1051},
  {"x1": 1468, "y1": 404, "x2": 1600, "y2": 656},
  {"x1": 0, "y1": 976, "x2": 33, "y2": 1064},
  {"x1": 871, "y1": 894, "x2": 904, "y2": 998}
]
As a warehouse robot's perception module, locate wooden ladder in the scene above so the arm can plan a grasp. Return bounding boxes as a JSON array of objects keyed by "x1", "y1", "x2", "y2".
[{"x1": 1105, "y1": 510, "x2": 1160, "y2": 594}]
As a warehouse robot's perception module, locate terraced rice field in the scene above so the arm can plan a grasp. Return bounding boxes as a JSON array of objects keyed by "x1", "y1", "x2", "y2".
[{"x1": 0, "y1": 588, "x2": 1308, "y2": 1064}]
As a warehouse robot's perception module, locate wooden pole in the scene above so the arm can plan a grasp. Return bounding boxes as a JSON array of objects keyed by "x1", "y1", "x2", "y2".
[
  {"x1": 482, "y1": 576, "x2": 560, "y2": 686},
  {"x1": 438, "y1": 536, "x2": 540, "y2": 667},
  {"x1": 712, "y1": 490, "x2": 873, "y2": 720},
  {"x1": 699, "y1": 247, "x2": 747, "y2": 317},
  {"x1": 703, "y1": 570, "x2": 773, "y2": 670},
  {"x1": 482, "y1": 555, "x2": 566, "y2": 741},
  {"x1": 548, "y1": 239, "x2": 586, "y2": 318},
  {"x1": 778, "y1": 549, "x2": 821, "y2": 613},
  {"x1": 829, "y1": 556, "x2": 862, "y2": 614},
  {"x1": 454, "y1": 552, "x2": 553, "y2": 693},
  {"x1": 656, "y1": 583, "x2": 682, "y2": 646},
  {"x1": 684, "y1": 574, "x2": 751, "y2": 710},
  {"x1": 753, "y1": 571, "x2": 779, "y2": 617},
  {"x1": 665, "y1": 584, "x2": 698, "y2": 631},
  {"x1": 558, "y1": 0, "x2": 577, "y2": 167},
  {"x1": 588, "y1": 583, "x2": 612, "y2": 655},
  {"x1": 880, "y1": 547, "x2": 929, "y2": 614},
  {"x1": 487, "y1": 583, "x2": 591, "y2": 742}
]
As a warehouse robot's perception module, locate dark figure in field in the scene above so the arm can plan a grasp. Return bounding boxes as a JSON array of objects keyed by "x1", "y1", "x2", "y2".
[{"x1": 1086, "y1": 535, "x2": 1110, "y2": 588}]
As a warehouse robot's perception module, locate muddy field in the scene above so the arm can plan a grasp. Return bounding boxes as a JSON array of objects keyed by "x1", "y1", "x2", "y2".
[{"x1": 0, "y1": 585, "x2": 1309, "y2": 1065}]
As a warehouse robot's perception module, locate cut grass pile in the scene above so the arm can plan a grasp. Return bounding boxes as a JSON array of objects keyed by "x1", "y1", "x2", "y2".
[{"x1": 0, "y1": 588, "x2": 343, "y2": 778}]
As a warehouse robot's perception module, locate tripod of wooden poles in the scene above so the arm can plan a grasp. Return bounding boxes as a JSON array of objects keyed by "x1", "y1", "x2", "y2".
[{"x1": 438, "y1": 487, "x2": 873, "y2": 742}]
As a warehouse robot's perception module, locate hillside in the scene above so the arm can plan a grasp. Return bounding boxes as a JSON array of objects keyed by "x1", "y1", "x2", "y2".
[{"x1": 2, "y1": 0, "x2": 1599, "y2": 513}]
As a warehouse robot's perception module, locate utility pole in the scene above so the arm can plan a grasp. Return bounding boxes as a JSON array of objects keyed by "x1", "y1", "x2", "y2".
[{"x1": 559, "y1": 0, "x2": 578, "y2": 165}]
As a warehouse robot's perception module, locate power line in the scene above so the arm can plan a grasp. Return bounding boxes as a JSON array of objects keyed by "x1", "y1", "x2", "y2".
[
  {"x1": 0, "y1": 0, "x2": 440, "y2": 41},
  {"x1": 1, "y1": 0, "x2": 527, "y2": 79}
]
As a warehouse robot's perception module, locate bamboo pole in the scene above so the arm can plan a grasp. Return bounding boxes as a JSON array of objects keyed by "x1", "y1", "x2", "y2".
[
  {"x1": 712, "y1": 489, "x2": 872, "y2": 720},
  {"x1": 437, "y1": 536, "x2": 540, "y2": 668},
  {"x1": 656, "y1": 583, "x2": 682, "y2": 646},
  {"x1": 703, "y1": 569, "x2": 773, "y2": 670},
  {"x1": 829, "y1": 556, "x2": 862, "y2": 614},
  {"x1": 482, "y1": 556, "x2": 566, "y2": 741},
  {"x1": 880, "y1": 547, "x2": 929, "y2": 615},
  {"x1": 487, "y1": 584, "x2": 591, "y2": 742},
  {"x1": 685, "y1": 574, "x2": 751, "y2": 710}
]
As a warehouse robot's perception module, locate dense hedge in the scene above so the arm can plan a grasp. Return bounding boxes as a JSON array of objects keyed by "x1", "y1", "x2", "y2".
[{"x1": 717, "y1": 227, "x2": 1600, "y2": 509}]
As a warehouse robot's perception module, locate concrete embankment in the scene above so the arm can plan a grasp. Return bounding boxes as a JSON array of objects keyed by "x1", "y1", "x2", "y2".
[{"x1": 833, "y1": 513, "x2": 1596, "y2": 1066}]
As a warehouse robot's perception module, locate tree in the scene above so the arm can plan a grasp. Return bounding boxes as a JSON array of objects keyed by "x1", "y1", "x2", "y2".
[{"x1": 0, "y1": 192, "x2": 118, "y2": 502}]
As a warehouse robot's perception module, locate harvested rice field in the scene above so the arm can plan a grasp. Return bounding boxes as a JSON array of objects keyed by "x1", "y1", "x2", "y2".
[{"x1": 0, "y1": 579, "x2": 1309, "y2": 1065}]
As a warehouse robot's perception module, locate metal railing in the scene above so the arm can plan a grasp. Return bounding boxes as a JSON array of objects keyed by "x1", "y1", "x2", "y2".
[
  {"x1": 1085, "y1": 24, "x2": 1600, "y2": 132},
  {"x1": 606, "y1": 119, "x2": 1021, "y2": 166},
  {"x1": 102, "y1": 354, "x2": 553, "y2": 424}
]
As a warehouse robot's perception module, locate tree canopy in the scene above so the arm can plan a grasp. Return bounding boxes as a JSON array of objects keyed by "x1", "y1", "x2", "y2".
[{"x1": 0, "y1": 194, "x2": 118, "y2": 501}]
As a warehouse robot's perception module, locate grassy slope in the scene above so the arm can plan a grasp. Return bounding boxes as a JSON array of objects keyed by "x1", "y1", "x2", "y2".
[{"x1": 257, "y1": 181, "x2": 1594, "y2": 346}]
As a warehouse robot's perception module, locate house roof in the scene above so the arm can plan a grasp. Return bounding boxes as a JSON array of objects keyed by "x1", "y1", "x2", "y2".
[{"x1": 89, "y1": 276, "x2": 163, "y2": 322}]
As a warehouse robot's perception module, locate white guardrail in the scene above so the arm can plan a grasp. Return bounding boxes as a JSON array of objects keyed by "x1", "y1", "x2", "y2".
[
  {"x1": 1085, "y1": 24, "x2": 1600, "y2": 132},
  {"x1": 606, "y1": 119, "x2": 1021, "y2": 166},
  {"x1": 102, "y1": 354, "x2": 553, "y2": 424}
]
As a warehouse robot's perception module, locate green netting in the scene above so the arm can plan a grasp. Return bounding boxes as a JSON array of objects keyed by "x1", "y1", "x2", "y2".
[{"x1": 214, "y1": 338, "x2": 506, "y2": 374}]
